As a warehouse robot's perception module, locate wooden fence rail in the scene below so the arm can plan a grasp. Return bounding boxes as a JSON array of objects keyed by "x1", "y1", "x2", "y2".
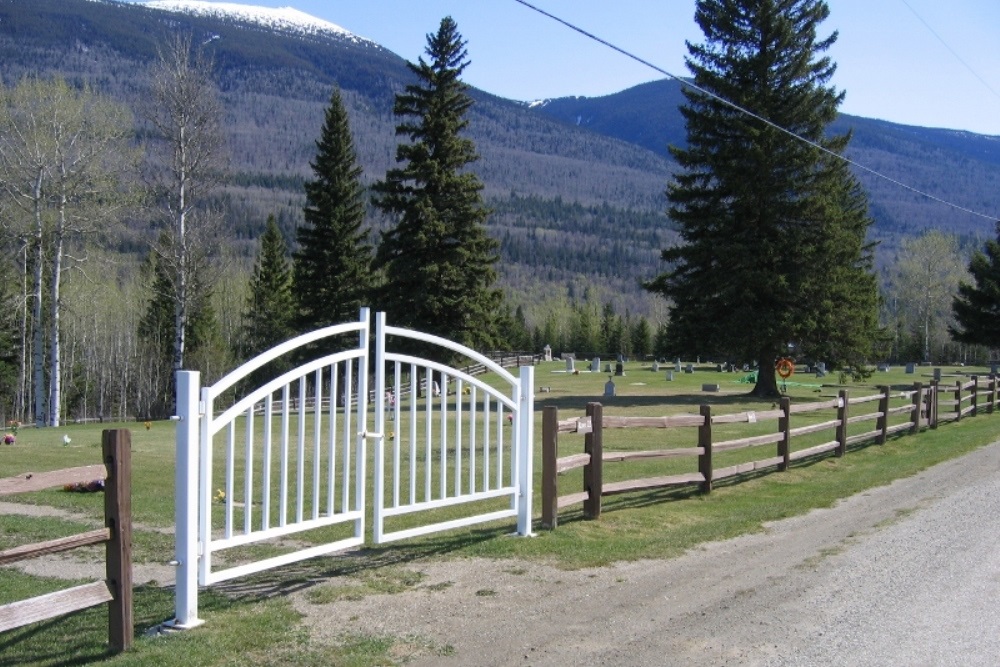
[
  {"x1": 542, "y1": 376, "x2": 997, "y2": 529},
  {"x1": 0, "y1": 429, "x2": 133, "y2": 653}
]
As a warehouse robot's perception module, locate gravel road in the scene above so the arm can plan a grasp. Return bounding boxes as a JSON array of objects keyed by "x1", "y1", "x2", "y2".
[{"x1": 298, "y1": 440, "x2": 1000, "y2": 666}]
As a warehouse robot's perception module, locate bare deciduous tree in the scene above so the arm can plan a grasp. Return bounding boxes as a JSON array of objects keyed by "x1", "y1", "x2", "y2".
[{"x1": 143, "y1": 33, "x2": 224, "y2": 384}]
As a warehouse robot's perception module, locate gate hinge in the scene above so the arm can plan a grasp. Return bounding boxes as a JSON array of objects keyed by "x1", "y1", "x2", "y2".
[{"x1": 198, "y1": 400, "x2": 206, "y2": 416}]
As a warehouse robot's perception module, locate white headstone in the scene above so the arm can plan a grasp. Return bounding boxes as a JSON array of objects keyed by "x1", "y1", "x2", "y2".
[
  {"x1": 566, "y1": 357, "x2": 575, "y2": 373},
  {"x1": 591, "y1": 357, "x2": 601, "y2": 372}
]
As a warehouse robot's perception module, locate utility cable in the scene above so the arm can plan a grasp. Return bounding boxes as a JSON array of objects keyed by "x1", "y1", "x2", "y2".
[
  {"x1": 511, "y1": 0, "x2": 999, "y2": 223},
  {"x1": 899, "y1": 0, "x2": 1000, "y2": 104}
]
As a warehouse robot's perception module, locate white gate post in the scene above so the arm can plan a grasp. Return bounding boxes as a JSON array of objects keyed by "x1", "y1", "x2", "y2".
[
  {"x1": 372, "y1": 311, "x2": 386, "y2": 543},
  {"x1": 171, "y1": 370, "x2": 204, "y2": 628},
  {"x1": 516, "y1": 365, "x2": 535, "y2": 536}
]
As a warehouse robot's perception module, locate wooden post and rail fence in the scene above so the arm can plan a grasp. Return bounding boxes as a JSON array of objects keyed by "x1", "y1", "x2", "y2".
[
  {"x1": 542, "y1": 376, "x2": 997, "y2": 529},
  {"x1": 0, "y1": 429, "x2": 133, "y2": 653}
]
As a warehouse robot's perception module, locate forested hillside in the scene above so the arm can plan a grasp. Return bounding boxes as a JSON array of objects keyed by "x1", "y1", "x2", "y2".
[{"x1": 0, "y1": 0, "x2": 996, "y2": 424}]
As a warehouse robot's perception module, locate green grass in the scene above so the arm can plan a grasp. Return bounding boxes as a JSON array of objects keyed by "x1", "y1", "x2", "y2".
[{"x1": 1, "y1": 360, "x2": 998, "y2": 664}]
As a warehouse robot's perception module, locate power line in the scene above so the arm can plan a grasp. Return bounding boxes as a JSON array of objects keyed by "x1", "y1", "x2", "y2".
[
  {"x1": 899, "y1": 0, "x2": 1000, "y2": 104},
  {"x1": 510, "y1": 0, "x2": 999, "y2": 223}
]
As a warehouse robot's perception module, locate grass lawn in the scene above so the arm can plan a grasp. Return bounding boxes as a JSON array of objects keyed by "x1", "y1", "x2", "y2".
[{"x1": 1, "y1": 360, "x2": 998, "y2": 665}]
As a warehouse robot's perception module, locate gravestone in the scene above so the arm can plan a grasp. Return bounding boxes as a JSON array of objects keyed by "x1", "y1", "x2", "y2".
[
  {"x1": 566, "y1": 357, "x2": 575, "y2": 373},
  {"x1": 667, "y1": 371, "x2": 674, "y2": 381},
  {"x1": 614, "y1": 361, "x2": 625, "y2": 377},
  {"x1": 878, "y1": 364, "x2": 890, "y2": 372},
  {"x1": 604, "y1": 378, "x2": 616, "y2": 397},
  {"x1": 652, "y1": 361, "x2": 660, "y2": 372},
  {"x1": 685, "y1": 364, "x2": 694, "y2": 374},
  {"x1": 702, "y1": 383, "x2": 720, "y2": 392},
  {"x1": 604, "y1": 363, "x2": 612, "y2": 373},
  {"x1": 591, "y1": 357, "x2": 601, "y2": 372},
  {"x1": 933, "y1": 367, "x2": 942, "y2": 381},
  {"x1": 816, "y1": 361, "x2": 826, "y2": 374},
  {"x1": 543, "y1": 345, "x2": 552, "y2": 362},
  {"x1": 717, "y1": 363, "x2": 724, "y2": 372},
  {"x1": 675, "y1": 358, "x2": 682, "y2": 372},
  {"x1": 905, "y1": 362, "x2": 915, "y2": 374}
]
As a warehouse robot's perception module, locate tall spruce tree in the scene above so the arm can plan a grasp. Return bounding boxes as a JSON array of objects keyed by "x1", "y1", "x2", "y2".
[
  {"x1": 243, "y1": 215, "x2": 294, "y2": 359},
  {"x1": 645, "y1": 0, "x2": 879, "y2": 397},
  {"x1": 950, "y1": 222, "x2": 1000, "y2": 350},
  {"x1": 293, "y1": 88, "x2": 373, "y2": 345},
  {"x1": 372, "y1": 17, "x2": 503, "y2": 359}
]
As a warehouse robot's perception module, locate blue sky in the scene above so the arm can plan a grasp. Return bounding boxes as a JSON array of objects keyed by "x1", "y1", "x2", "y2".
[{"x1": 144, "y1": 1, "x2": 1000, "y2": 136}]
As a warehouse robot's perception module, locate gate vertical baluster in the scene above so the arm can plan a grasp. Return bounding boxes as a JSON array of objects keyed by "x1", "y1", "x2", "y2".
[
  {"x1": 342, "y1": 359, "x2": 354, "y2": 515},
  {"x1": 393, "y1": 362, "x2": 402, "y2": 506},
  {"x1": 425, "y1": 368, "x2": 433, "y2": 501},
  {"x1": 225, "y1": 422, "x2": 235, "y2": 537},
  {"x1": 244, "y1": 406, "x2": 254, "y2": 534},
  {"x1": 261, "y1": 395, "x2": 273, "y2": 529},
  {"x1": 455, "y1": 377, "x2": 463, "y2": 497},
  {"x1": 410, "y1": 363, "x2": 418, "y2": 505},
  {"x1": 313, "y1": 368, "x2": 323, "y2": 519},
  {"x1": 296, "y1": 376, "x2": 307, "y2": 522},
  {"x1": 440, "y1": 371, "x2": 449, "y2": 499},
  {"x1": 469, "y1": 385, "x2": 477, "y2": 493},
  {"x1": 483, "y1": 394, "x2": 492, "y2": 491},
  {"x1": 496, "y1": 401, "x2": 504, "y2": 490},
  {"x1": 326, "y1": 364, "x2": 337, "y2": 517},
  {"x1": 279, "y1": 383, "x2": 290, "y2": 526}
]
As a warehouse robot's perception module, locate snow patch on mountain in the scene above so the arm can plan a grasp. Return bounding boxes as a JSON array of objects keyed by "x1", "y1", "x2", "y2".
[{"x1": 138, "y1": 1, "x2": 376, "y2": 46}]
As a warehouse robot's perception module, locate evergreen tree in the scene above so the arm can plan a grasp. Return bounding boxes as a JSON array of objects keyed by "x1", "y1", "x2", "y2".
[
  {"x1": 243, "y1": 215, "x2": 294, "y2": 359},
  {"x1": 950, "y1": 222, "x2": 1000, "y2": 350},
  {"x1": 293, "y1": 88, "x2": 373, "y2": 347},
  {"x1": 645, "y1": 0, "x2": 879, "y2": 397},
  {"x1": 139, "y1": 233, "x2": 222, "y2": 416},
  {"x1": 373, "y1": 17, "x2": 503, "y2": 359}
]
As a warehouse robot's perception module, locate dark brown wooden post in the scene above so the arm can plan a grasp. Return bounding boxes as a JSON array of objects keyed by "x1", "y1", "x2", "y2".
[
  {"x1": 699, "y1": 404, "x2": 714, "y2": 492},
  {"x1": 954, "y1": 380, "x2": 963, "y2": 421},
  {"x1": 877, "y1": 386, "x2": 890, "y2": 444},
  {"x1": 541, "y1": 406, "x2": 558, "y2": 529},
  {"x1": 971, "y1": 375, "x2": 979, "y2": 417},
  {"x1": 990, "y1": 376, "x2": 998, "y2": 415},
  {"x1": 929, "y1": 380, "x2": 939, "y2": 428},
  {"x1": 103, "y1": 429, "x2": 133, "y2": 653},
  {"x1": 836, "y1": 389, "x2": 849, "y2": 457},
  {"x1": 777, "y1": 397, "x2": 791, "y2": 471},
  {"x1": 582, "y1": 402, "x2": 603, "y2": 519},
  {"x1": 910, "y1": 382, "x2": 923, "y2": 434}
]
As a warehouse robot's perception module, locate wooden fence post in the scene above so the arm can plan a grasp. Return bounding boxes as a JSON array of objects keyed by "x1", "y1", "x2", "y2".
[
  {"x1": 954, "y1": 380, "x2": 963, "y2": 421},
  {"x1": 699, "y1": 404, "x2": 714, "y2": 492},
  {"x1": 971, "y1": 375, "x2": 979, "y2": 417},
  {"x1": 911, "y1": 382, "x2": 923, "y2": 434},
  {"x1": 836, "y1": 389, "x2": 849, "y2": 457},
  {"x1": 103, "y1": 429, "x2": 133, "y2": 653},
  {"x1": 990, "y1": 376, "x2": 998, "y2": 415},
  {"x1": 582, "y1": 402, "x2": 603, "y2": 519},
  {"x1": 928, "y1": 380, "x2": 939, "y2": 429},
  {"x1": 541, "y1": 406, "x2": 558, "y2": 529},
  {"x1": 877, "y1": 386, "x2": 890, "y2": 444},
  {"x1": 777, "y1": 397, "x2": 790, "y2": 471}
]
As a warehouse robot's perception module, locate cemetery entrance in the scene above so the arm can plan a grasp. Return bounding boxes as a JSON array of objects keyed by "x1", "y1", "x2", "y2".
[{"x1": 171, "y1": 308, "x2": 534, "y2": 627}]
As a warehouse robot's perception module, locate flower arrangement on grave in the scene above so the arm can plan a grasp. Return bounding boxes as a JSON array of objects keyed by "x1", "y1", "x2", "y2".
[{"x1": 3, "y1": 433, "x2": 14, "y2": 445}]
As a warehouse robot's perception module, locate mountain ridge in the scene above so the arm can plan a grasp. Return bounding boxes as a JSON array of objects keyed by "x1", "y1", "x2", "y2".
[{"x1": 2, "y1": 0, "x2": 999, "y2": 320}]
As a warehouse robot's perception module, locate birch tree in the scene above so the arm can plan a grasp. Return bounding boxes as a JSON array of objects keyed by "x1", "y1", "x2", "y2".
[
  {"x1": 0, "y1": 78, "x2": 137, "y2": 426},
  {"x1": 144, "y1": 33, "x2": 223, "y2": 385}
]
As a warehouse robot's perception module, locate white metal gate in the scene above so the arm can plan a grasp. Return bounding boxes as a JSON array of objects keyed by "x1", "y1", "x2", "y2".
[{"x1": 171, "y1": 309, "x2": 533, "y2": 628}]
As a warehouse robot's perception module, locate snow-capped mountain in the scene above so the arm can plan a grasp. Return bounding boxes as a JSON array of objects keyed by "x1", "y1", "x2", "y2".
[{"x1": 138, "y1": 1, "x2": 376, "y2": 46}]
